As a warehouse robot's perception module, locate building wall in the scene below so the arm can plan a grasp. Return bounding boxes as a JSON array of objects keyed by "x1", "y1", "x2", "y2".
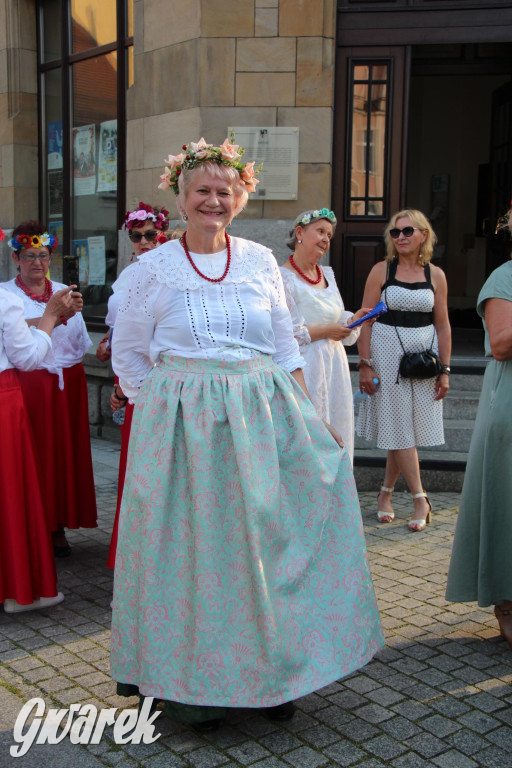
[{"x1": 124, "y1": 0, "x2": 337, "y2": 253}]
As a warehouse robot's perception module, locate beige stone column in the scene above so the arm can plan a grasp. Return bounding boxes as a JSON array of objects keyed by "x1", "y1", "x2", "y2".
[{"x1": 0, "y1": 0, "x2": 38, "y2": 239}]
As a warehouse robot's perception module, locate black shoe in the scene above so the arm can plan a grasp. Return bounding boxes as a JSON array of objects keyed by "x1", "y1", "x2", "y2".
[
  {"x1": 264, "y1": 701, "x2": 296, "y2": 722},
  {"x1": 191, "y1": 718, "x2": 223, "y2": 733},
  {"x1": 53, "y1": 544, "x2": 71, "y2": 558}
]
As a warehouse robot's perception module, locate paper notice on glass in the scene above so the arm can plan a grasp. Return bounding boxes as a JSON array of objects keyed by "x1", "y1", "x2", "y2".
[
  {"x1": 72, "y1": 239, "x2": 89, "y2": 286},
  {"x1": 73, "y1": 124, "x2": 96, "y2": 196},
  {"x1": 97, "y1": 120, "x2": 117, "y2": 193},
  {"x1": 87, "y1": 236, "x2": 106, "y2": 286},
  {"x1": 47, "y1": 121, "x2": 63, "y2": 170},
  {"x1": 228, "y1": 127, "x2": 299, "y2": 200}
]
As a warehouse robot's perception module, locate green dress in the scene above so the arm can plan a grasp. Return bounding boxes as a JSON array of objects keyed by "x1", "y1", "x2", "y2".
[{"x1": 446, "y1": 260, "x2": 512, "y2": 607}]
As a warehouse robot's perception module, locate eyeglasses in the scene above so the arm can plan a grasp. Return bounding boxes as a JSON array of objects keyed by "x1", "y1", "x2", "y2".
[
  {"x1": 389, "y1": 226, "x2": 417, "y2": 239},
  {"x1": 128, "y1": 230, "x2": 158, "y2": 243},
  {"x1": 20, "y1": 252, "x2": 52, "y2": 262}
]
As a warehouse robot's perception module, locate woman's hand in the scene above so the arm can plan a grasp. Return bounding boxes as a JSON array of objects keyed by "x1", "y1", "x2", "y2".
[
  {"x1": 323, "y1": 420, "x2": 344, "y2": 448},
  {"x1": 96, "y1": 337, "x2": 111, "y2": 362},
  {"x1": 110, "y1": 388, "x2": 126, "y2": 412},
  {"x1": 349, "y1": 307, "x2": 373, "y2": 326},
  {"x1": 359, "y1": 365, "x2": 379, "y2": 395},
  {"x1": 44, "y1": 286, "x2": 75, "y2": 319},
  {"x1": 324, "y1": 323, "x2": 356, "y2": 341},
  {"x1": 434, "y1": 373, "x2": 449, "y2": 400}
]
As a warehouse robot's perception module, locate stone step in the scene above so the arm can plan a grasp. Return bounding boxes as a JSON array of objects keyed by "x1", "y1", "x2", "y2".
[
  {"x1": 443, "y1": 391, "x2": 480, "y2": 419},
  {"x1": 353, "y1": 449, "x2": 468, "y2": 492},
  {"x1": 354, "y1": 417, "x2": 475, "y2": 453}
]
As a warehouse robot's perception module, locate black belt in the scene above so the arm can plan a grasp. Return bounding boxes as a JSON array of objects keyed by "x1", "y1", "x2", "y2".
[{"x1": 377, "y1": 311, "x2": 433, "y2": 328}]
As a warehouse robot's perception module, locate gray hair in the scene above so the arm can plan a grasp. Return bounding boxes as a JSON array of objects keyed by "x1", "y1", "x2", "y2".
[{"x1": 286, "y1": 208, "x2": 337, "y2": 250}]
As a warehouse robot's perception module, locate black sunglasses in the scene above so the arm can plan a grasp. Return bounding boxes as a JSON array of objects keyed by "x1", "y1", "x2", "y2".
[
  {"x1": 129, "y1": 229, "x2": 158, "y2": 243},
  {"x1": 389, "y1": 226, "x2": 417, "y2": 239}
]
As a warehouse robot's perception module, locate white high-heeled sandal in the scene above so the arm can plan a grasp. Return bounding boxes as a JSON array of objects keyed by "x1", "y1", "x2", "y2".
[
  {"x1": 408, "y1": 492, "x2": 432, "y2": 532},
  {"x1": 377, "y1": 485, "x2": 395, "y2": 522}
]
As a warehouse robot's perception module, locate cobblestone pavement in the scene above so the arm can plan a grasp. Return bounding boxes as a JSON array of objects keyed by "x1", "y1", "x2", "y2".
[{"x1": 1, "y1": 437, "x2": 511, "y2": 768}]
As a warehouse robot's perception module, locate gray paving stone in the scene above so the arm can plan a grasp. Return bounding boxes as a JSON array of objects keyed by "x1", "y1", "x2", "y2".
[
  {"x1": 379, "y1": 715, "x2": 423, "y2": 740},
  {"x1": 365, "y1": 734, "x2": 408, "y2": 760},
  {"x1": 282, "y1": 746, "x2": 330, "y2": 767},
  {"x1": 391, "y1": 754, "x2": 434, "y2": 768},
  {"x1": 457, "y1": 710, "x2": 501, "y2": 733},
  {"x1": 472, "y1": 745, "x2": 512, "y2": 768},
  {"x1": 432, "y1": 749, "x2": 478, "y2": 767},
  {"x1": 186, "y1": 746, "x2": 232, "y2": 767},
  {"x1": 227, "y1": 740, "x2": 271, "y2": 765},
  {"x1": 421, "y1": 714, "x2": 462, "y2": 738},
  {"x1": 259, "y1": 730, "x2": 303, "y2": 754},
  {"x1": 486, "y1": 726, "x2": 512, "y2": 751},
  {"x1": 323, "y1": 741, "x2": 366, "y2": 767},
  {"x1": 354, "y1": 703, "x2": 394, "y2": 724},
  {"x1": 406, "y1": 732, "x2": 448, "y2": 758},
  {"x1": 300, "y1": 725, "x2": 339, "y2": 749},
  {"x1": 445, "y1": 728, "x2": 488, "y2": 756}
]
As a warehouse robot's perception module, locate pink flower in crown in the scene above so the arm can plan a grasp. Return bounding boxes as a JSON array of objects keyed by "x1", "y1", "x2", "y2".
[
  {"x1": 189, "y1": 138, "x2": 212, "y2": 160},
  {"x1": 241, "y1": 161, "x2": 259, "y2": 193},
  {"x1": 165, "y1": 152, "x2": 184, "y2": 173},
  {"x1": 220, "y1": 138, "x2": 241, "y2": 162}
]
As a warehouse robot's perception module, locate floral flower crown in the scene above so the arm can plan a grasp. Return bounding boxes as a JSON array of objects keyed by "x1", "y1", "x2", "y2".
[
  {"x1": 295, "y1": 208, "x2": 337, "y2": 228},
  {"x1": 9, "y1": 233, "x2": 58, "y2": 251},
  {"x1": 158, "y1": 137, "x2": 261, "y2": 195},
  {"x1": 125, "y1": 202, "x2": 169, "y2": 231}
]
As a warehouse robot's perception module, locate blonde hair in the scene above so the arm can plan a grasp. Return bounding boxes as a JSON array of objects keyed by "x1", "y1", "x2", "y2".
[
  {"x1": 176, "y1": 162, "x2": 249, "y2": 221},
  {"x1": 384, "y1": 209, "x2": 437, "y2": 266}
]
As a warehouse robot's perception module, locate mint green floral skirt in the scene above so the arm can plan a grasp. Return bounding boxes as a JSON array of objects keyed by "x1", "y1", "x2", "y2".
[{"x1": 111, "y1": 354, "x2": 383, "y2": 707}]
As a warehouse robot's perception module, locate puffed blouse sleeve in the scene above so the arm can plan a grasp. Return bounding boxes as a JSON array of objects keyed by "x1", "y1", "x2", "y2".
[
  {"x1": 267, "y1": 256, "x2": 305, "y2": 372},
  {"x1": 279, "y1": 267, "x2": 312, "y2": 348},
  {"x1": 111, "y1": 262, "x2": 157, "y2": 399},
  {"x1": 1, "y1": 290, "x2": 53, "y2": 370}
]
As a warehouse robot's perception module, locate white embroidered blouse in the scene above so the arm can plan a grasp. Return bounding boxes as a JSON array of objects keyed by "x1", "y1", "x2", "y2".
[
  {"x1": 0, "y1": 288, "x2": 53, "y2": 373},
  {"x1": 0, "y1": 279, "x2": 92, "y2": 386},
  {"x1": 112, "y1": 237, "x2": 305, "y2": 399}
]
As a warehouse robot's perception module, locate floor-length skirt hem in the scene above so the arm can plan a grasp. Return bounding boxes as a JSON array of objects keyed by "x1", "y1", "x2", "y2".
[{"x1": 111, "y1": 354, "x2": 383, "y2": 705}]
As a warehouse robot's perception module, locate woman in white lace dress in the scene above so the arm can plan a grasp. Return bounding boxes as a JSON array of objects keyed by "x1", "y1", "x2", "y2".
[
  {"x1": 280, "y1": 209, "x2": 370, "y2": 463},
  {"x1": 110, "y1": 139, "x2": 383, "y2": 730}
]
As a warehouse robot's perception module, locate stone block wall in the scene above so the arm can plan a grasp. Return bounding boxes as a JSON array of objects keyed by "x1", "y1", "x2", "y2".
[{"x1": 125, "y1": 0, "x2": 337, "y2": 231}]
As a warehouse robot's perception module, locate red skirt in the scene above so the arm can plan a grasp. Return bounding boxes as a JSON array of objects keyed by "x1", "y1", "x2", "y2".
[
  {"x1": 106, "y1": 401, "x2": 134, "y2": 568},
  {"x1": 18, "y1": 363, "x2": 97, "y2": 532},
  {"x1": 0, "y1": 369, "x2": 58, "y2": 603}
]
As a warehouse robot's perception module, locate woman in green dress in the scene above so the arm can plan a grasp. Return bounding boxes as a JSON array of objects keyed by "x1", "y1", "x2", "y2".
[{"x1": 446, "y1": 217, "x2": 512, "y2": 648}]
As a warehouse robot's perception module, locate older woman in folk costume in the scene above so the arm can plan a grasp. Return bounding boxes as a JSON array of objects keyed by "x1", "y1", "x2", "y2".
[
  {"x1": 95, "y1": 202, "x2": 170, "y2": 569},
  {"x1": 0, "y1": 224, "x2": 77, "y2": 612},
  {"x1": 110, "y1": 137, "x2": 383, "y2": 729},
  {"x1": 281, "y1": 209, "x2": 371, "y2": 463},
  {"x1": 1, "y1": 221, "x2": 97, "y2": 556}
]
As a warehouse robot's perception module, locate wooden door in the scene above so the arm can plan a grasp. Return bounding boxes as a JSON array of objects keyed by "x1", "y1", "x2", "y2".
[
  {"x1": 331, "y1": 46, "x2": 410, "y2": 309},
  {"x1": 486, "y1": 80, "x2": 512, "y2": 276}
]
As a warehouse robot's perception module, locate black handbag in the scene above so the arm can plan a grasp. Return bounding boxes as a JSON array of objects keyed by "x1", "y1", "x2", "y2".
[{"x1": 385, "y1": 286, "x2": 442, "y2": 382}]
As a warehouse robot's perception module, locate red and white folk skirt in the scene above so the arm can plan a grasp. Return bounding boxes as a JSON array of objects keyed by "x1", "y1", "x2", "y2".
[
  {"x1": 0, "y1": 369, "x2": 58, "y2": 604},
  {"x1": 17, "y1": 363, "x2": 97, "y2": 532}
]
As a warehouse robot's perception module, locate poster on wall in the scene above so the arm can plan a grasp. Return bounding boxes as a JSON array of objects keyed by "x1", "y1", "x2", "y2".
[
  {"x1": 48, "y1": 221, "x2": 63, "y2": 283},
  {"x1": 228, "y1": 126, "x2": 299, "y2": 200},
  {"x1": 97, "y1": 120, "x2": 117, "y2": 193},
  {"x1": 47, "y1": 121, "x2": 63, "y2": 170},
  {"x1": 48, "y1": 169, "x2": 63, "y2": 218},
  {"x1": 87, "y1": 236, "x2": 106, "y2": 285},
  {"x1": 72, "y1": 239, "x2": 89, "y2": 286},
  {"x1": 73, "y1": 124, "x2": 96, "y2": 196}
]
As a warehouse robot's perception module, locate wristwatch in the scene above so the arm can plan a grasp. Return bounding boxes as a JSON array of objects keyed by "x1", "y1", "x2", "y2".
[
  {"x1": 440, "y1": 365, "x2": 451, "y2": 375},
  {"x1": 357, "y1": 358, "x2": 374, "y2": 370}
]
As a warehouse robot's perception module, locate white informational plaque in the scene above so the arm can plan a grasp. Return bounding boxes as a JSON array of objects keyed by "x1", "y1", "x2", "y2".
[{"x1": 229, "y1": 127, "x2": 299, "y2": 201}]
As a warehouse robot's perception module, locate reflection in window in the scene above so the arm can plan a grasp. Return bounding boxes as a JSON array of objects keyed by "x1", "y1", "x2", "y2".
[
  {"x1": 71, "y1": 0, "x2": 117, "y2": 53},
  {"x1": 348, "y1": 61, "x2": 389, "y2": 217}
]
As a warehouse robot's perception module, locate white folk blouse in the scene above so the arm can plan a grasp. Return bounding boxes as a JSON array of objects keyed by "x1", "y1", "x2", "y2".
[
  {"x1": 112, "y1": 237, "x2": 305, "y2": 399},
  {"x1": 1, "y1": 279, "x2": 91, "y2": 386},
  {"x1": 0, "y1": 287, "x2": 52, "y2": 373}
]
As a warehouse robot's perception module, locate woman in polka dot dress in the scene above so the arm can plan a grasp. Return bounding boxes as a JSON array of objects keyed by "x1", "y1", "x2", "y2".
[{"x1": 356, "y1": 210, "x2": 451, "y2": 531}]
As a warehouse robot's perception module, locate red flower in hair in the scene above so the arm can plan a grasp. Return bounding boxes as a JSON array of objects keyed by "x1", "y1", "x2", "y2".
[
  {"x1": 0, "y1": 227, "x2": 4, "y2": 241},
  {"x1": 156, "y1": 233, "x2": 167, "y2": 244},
  {"x1": 18, "y1": 235, "x2": 32, "y2": 247}
]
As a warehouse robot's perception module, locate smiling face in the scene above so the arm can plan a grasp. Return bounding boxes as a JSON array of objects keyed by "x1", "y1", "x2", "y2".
[
  {"x1": 392, "y1": 215, "x2": 427, "y2": 259},
  {"x1": 296, "y1": 219, "x2": 333, "y2": 261},
  {"x1": 12, "y1": 247, "x2": 51, "y2": 287},
  {"x1": 182, "y1": 167, "x2": 238, "y2": 239}
]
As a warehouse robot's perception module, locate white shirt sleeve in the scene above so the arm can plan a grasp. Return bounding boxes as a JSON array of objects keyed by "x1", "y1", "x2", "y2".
[
  {"x1": 0, "y1": 289, "x2": 52, "y2": 372},
  {"x1": 111, "y1": 262, "x2": 157, "y2": 399}
]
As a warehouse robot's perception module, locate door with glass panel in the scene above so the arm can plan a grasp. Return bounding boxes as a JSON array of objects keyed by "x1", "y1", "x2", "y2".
[{"x1": 331, "y1": 47, "x2": 409, "y2": 310}]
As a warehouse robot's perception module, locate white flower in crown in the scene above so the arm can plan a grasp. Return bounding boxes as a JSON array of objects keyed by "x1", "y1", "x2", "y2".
[
  {"x1": 40, "y1": 233, "x2": 51, "y2": 246},
  {"x1": 189, "y1": 138, "x2": 212, "y2": 160},
  {"x1": 302, "y1": 214, "x2": 311, "y2": 225}
]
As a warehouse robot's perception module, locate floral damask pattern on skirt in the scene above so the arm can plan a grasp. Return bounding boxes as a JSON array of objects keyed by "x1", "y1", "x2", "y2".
[{"x1": 111, "y1": 354, "x2": 383, "y2": 707}]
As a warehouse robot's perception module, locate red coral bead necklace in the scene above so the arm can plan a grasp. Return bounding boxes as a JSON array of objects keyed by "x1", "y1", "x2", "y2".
[
  {"x1": 289, "y1": 253, "x2": 322, "y2": 285},
  {"x1": 181, "y1": 231, "x2": 231, "y2": 283},
  {"x1": 16, "y1": 274, "x2": 53, "y2": 302}
]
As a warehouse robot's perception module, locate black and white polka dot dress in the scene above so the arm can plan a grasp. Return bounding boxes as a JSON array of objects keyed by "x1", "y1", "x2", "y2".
[{"x1": 356, "y1": 261, "x2": 445, "y2": 450}]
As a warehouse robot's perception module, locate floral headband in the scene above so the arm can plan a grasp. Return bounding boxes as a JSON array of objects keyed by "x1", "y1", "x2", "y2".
[
  {"x1": 158, "y1": 137, "x2": 261, "y2": 195},
  {"x1": 9, "y1": 233, "x2": 58, "y2": 251},
  {"x1": 125, "y1": 202, "x2": 169, "y2": 231},
  {"x1": 295, "y1": 209, "x2": 337, "y2": 228}
]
